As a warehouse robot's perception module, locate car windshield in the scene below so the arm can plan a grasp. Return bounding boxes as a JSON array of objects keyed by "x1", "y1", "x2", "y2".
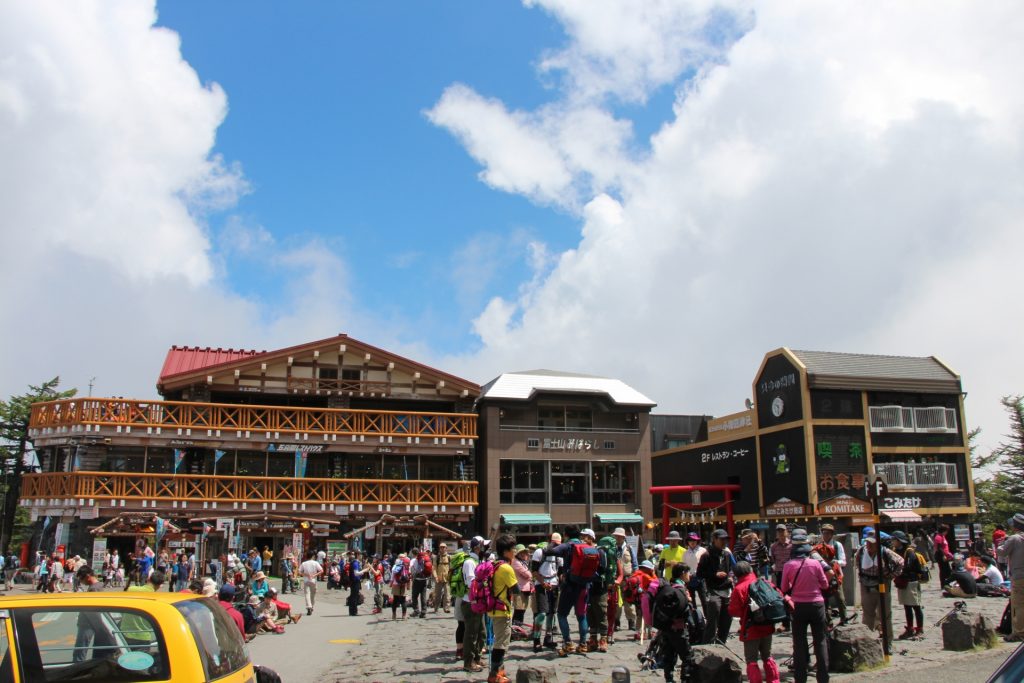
[{"x1": 174, "y1": 598, "x2": 248, "y2": 680}]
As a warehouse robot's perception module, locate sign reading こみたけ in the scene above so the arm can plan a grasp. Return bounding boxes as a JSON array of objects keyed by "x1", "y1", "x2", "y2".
[{"x1": 764, "y1": 498, "x2": 808, "y2": 517}]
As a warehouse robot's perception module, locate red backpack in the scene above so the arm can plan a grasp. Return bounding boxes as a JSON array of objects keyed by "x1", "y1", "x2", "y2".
[
  {"x1": 418, "y1": 551, "x2": 433, "y2": 578},
  {"x1": 622, "y1": 573, "x2": 644, "y2": 603},
  {"x1": 568, "y1": 541, "x2": 603, "y2": 584}
]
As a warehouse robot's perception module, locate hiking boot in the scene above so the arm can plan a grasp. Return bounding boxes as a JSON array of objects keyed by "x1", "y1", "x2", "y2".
[
  {"x1": 558, "y1": 642, "x2": 577, "y2": 657},
  {"x1": 627, "y1": 619, "x2": 636, "y2": 631},
  {"x1": 598, "y1": 637, "x2": 608, "y2": 652},
  {"x1": 578, "y1": 640, "x2": 592, "y2": 654},
  {"x1": 533, "y1": 639, "x2": 542, "y2": 653},
  {"x1": 543, "y1": 635, "x2": 556, "y2": 649},
  {"x1": 455, "y1": 647, "x2": 463, "y2": 661},
  {"x1": 897, "y1": 626, "x2": 915, "y2": 640},
  {"x1": 914, "y1": 627, "x2": 925, "y2": 639},
  {"x1": 487, "y1": 669, "x2": 510, "y2": 683},
  {"x1": 306, "y1": 607, "x2": 313, "y2": 616}
]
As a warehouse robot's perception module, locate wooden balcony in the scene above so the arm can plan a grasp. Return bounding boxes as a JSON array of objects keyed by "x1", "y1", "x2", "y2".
[
  {"x1": 20, "y1": 471, "x2": 478, "y2": 507},
  {"x1": 28, "y1": 397, "x2": 477, "y2": 441},
  {"x1": 286, "y1": 377, "x2": 392, "y2": 395}
]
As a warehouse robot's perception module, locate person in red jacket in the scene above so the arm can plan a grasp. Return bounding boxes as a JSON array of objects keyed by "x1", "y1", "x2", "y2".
[
  {"x1": 728, "y1": 561, "x2": 780, "y2": 683},
  {"x1": 217, "y1": 583, "x2": 247, "y2": 640}
]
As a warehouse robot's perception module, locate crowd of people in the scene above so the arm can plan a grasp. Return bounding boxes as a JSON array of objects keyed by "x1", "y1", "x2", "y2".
[{"x1": 17, "y1": 518, "x2": 1023, "y2": 682}]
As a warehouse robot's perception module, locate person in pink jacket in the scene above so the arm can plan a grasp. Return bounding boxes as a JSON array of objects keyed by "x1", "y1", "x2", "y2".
[{"x1": 781, "y1": 530, "x2": 830, "y2": 683}]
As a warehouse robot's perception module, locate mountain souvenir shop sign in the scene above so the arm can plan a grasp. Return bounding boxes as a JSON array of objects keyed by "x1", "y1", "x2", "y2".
[
  {"x1": 764, "y1": 498, "x2": 809, "y2": 518},
  {"x1": 817, "y1": 494, "x2": 873, "y2": 516}
]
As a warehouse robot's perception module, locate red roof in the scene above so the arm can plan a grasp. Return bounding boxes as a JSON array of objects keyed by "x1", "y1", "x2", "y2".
[{"x1": 159, "y1": 346, "x2": 265, "y2": 383}]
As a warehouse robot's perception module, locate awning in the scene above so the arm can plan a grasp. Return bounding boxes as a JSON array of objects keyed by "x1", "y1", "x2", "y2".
[
  {"x1": 882, "y1": 509, "x2": 923, "y2": 523},
  {"x1": 500, "y1": 514, "x2": 552, "y2": 526},
  {"x1": 594, "y1": 513, "x2": 645, "y2": 525}
]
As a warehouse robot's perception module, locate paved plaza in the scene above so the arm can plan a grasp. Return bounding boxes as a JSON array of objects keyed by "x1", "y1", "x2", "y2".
[{"x1": 4, "y1": 579, "x2": 1017, "y2": 682}]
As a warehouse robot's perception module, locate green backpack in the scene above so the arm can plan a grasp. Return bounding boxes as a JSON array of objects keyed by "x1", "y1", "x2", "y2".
[
  {"x1": 598, "y1": 537, "x2": 619, "y2": 586},
  {"x1": 449, "y1": 551, "x2": 469, "y2": 598}
]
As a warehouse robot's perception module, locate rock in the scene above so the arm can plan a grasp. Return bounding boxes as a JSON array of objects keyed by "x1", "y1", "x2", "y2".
[
  {"x1": 941, "y1": 611, "x2": 976, "y2": 651},
  {"x1": 690, "y1": 644, "x2": 743, "y2": 683},
  {"x1": 828, "y1": 622, "x2": 884, "y2": 673},
  {"x1": 972, "y1": 613, "x2": 999, "y2": 649},
  {"x1": 515, "y1": 665, "x2": 558, "y2": 683}
]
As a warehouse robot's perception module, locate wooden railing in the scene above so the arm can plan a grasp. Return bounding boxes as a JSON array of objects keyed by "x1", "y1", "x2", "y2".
[
  {"x1": 287, "y1": 377, "x2": 392, "y2": 395},
  {"x1": 21, "y1": 471, "x2": 478, "y2": 506},
  {"x1": 28, "y1": 398, "x2": 477, "y2": 439}
]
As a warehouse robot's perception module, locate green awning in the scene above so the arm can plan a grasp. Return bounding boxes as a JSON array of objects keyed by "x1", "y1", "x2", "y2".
[
  {"x1": 501, "y1": 514, "x2": 552, "y2": 526},
  {"x1": 594, "y1": 513, "x2": 644, "y2": 525}
]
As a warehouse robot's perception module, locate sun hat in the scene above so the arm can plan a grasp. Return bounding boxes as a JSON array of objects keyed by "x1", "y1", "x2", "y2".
[
  {"x1": 711, "y1": 529, "x2": 729, "y2": 540},
  {"x1": 666, "y1": 530, "x2": 682, "y2": 541},
  {"x1": 820, "y1": 524, "x2": 835, "y2": 532},
  {"x1": 790, "y1": 529, "x2": 808, "y2": 544},
  {"x1": 248, "y1": 595, "x2": 261, "y2": 605},
  {"x1": 1009, "y1": 513, "x2": 1024, "y2": 530},
  {"x1": 776, "y1": 523, "x2": 788, "y2": 531},
  {"x1": 612, "y1": 527, "x2": 627, "y2": 538},
  {"x1": 201, "y1": 578, "x2": 217, "y2": 598},
  {"x1": 580, "y1": 528, "x2": 596, "y2": 539},
  {"x1": 639, "y1": 560, "x2": 654, "y2": 571},
  {"x1": 891, "y1": 530, "x2": 910, "y2": 544},
  {"x1": 514, "y1": 544, "x2": 528, "y2": 554},
  {"x1": 687, "y1": 532, "x2": 700, "y2": 542},
  {"x1": 252, "y1": 571, "x2": 266, "y2": 580},
  {"x1": 654, "y1": 544, "x2": 664, "y2": 552}
]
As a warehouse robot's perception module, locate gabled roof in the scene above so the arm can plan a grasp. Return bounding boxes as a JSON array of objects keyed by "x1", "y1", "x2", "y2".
[
  {"x1": 788, "y1": 349, "x2": 961, "y2": 393},
  {"x1": 479, "y1": 369, "x2": 656, "y2": 407},
  {"x1": 157, "y1": 334, "x2": 480, "y2": 394}
]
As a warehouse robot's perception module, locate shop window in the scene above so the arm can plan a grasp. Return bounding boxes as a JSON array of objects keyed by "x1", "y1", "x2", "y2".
[
  {"x1": 499, "y1": 460, "x2": 547, "y2": 504},
  {"x1": 346, "y1": 453, "x2": 379, "y2": 479},
  {"x1": 419, "y1": 457, "x2": 452, "y2": 481},
  {"x1": 235, "y1": 451, "x2": 266, "y2": 477},
  {"x1": 592, "y1": 462, "x2": 636, "y2": 504},
  {"x1": 266, "y1": 452, "x2": 292, "y2": 478},
  {"x1": 551, "y1": 461, "x2": 586, "y2": 504},
  {"x1": 144, "y1": 448, "x2": 173, "y2": 474},
  {"x1": 383, "y1": 455, "x2": 416, "y2": 480}
]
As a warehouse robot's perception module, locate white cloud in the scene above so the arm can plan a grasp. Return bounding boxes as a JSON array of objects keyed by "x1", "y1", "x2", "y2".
[{"x1": 436, "y1": 2, "x2": 1024, "y2": 451}]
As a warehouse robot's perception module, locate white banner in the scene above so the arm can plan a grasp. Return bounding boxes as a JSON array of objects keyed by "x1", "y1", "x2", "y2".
[
  {"x1": 292, "y1": 532, "x2": 304, "y2": 561},
  {"x1": 92, "y1": 537, "x2": 107, "y2": 572}
]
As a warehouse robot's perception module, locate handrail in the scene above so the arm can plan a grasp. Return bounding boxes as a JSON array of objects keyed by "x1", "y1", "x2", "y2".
[
  {"x1": 20, "y1": 471, "x2": 478, "y2": 506},
  {"x1": 28, "y1": 397, "x2": 477, "y2": 439}
]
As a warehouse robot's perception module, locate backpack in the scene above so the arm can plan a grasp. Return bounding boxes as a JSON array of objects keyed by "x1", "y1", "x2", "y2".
[
  {"x1": 418, "y1": 551, "x2": 433, "y2": 578},
  {"x1": 916, "y1": 552, "x2": 931, "y2": 583},
  {"x1": 747, "y1": 578, "x2": 788, "y2": 625},
  {"x1": 652, "y1": 582, "x2": 689, "y2": 630},
  {"x1": 568, "y1": 542, "x2": 603, "y2": 584},
  {"x1": 597, "y1": 538, "x2": 618, "y2": 587},
  {"x1": 254, "y1": 665, "x2": 283, "y2": 683},
  {"x1": 469, "y1": 560, "x2": 507, "y2": 614},
  {"x1": 449, "y1": 552, "x2": 469, "y2": 598},
  {"x1": 622, "y1": 573, "x2": 643, "y2": 603},
  {"x1": 392, "y1": 560, "x2": 409, "y2": 587}
]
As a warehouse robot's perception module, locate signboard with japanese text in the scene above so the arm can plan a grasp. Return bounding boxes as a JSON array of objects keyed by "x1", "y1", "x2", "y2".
[
  {"x1": 817, "y1": 494, "x2": 873, "y2": 516},
  {"x1": 812, "y1": 425, "x2": 870, "y2": 506},
  {"x1": 810, "y1": 390, "x2": 863, "y2": 420},
  {"x1": 92, "y1": 537, "x2": 107, "y2": 572},
  {"x1": 756, "y1": 354, "x2": 803, "y2": 429},
  {"x1": 764, "y1": 498, "x2": 809, "y2": 517},
  {"x1": 651, "y1": 436, "x2": 758, "y2": 515},
  {"x1": 538, "y1": 437, "x2": 602, "y2": 452},
  {"x1": 759, "y1": 427, "x2": 808, "y2": 511}
]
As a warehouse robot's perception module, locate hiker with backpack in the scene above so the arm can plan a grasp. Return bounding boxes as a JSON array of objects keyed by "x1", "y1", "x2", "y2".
[
  {"x1": 890, "y1": 530, "x2": 927, "y2": 640},
  {"x1": 460, "y1": 536, "x2": 487, "y2": 673},
  {"x1": 782, "y1": 530, "x2": 830, "y2": 683},
  {"x1": 511, "y1": 544, "x2": 534, "y2": 626},
  {"x1": 652, "y1": 563, "x2": 695, "y2": 683},
  {"x1": 695, "y1": 528, "x2": 735, "y2": 645},
  {"x1": 856, "y1": 528, "x2": 903, "y2": 654},
  {"x1": 449, "y1": 543, "x2": 470, "y2": 659},
  {"x1": 586, "y1": 535, "x2": 621, "y2": 652},
  {"x1": 624, "y1": 559, "x2": 657, "y2": 641},
  {"x1": 409, "y1": 547, "x2": 433, "y2": 618},
  {"x1": 433, "y1": 542, "x2": 452, "y2": 614},
  {"x1": 345, "y1": 551, "x2": 367, "y2": 616},
  {"x1": 612, "y1": 527, "x2": 639, "y2": 631},
  {"x1": 469, "y1": 534, "x2": 518, "y2": 683},
  {"x1": 815, "y1": 524, "x2": 848, "y2": 622},
  {"x1": 390, "y1": 553, "x2": 410, "y2": 620},
  {"x1": 728, "y1": 560, "x2": 783, "y2": 683},
  {"x1": 543, "y1": 526, "x2": 606, "y2": 656},
  {"x1": 530, "y1": 533, "x2": 562, "y2": 652}
]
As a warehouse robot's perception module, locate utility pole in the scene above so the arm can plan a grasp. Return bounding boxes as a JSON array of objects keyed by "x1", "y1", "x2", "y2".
[{"x1": 88, "y1": 377, "x2": 96, "y2": 397}]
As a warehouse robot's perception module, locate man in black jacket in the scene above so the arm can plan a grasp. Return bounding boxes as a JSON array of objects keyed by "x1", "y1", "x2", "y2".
[
  {"x1": 696, "y1": 528, "x2": 734, "y2": 644},
  {"x1": 654, "y1": 563, "x2": 694, "y2": 683}
]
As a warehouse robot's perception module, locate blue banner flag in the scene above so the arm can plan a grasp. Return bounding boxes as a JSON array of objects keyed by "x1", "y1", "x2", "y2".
[
  {"x1": 173, "y1": 449, "x2": 185, "y2": 473},
  {"x1": 214, "y1": 449, "x2": 225, "y2": 463}
]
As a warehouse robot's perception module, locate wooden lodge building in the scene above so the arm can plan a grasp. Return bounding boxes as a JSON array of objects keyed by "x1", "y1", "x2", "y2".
[
  {"x1": 652, "y1": 348, "x2": 976, "y2": 540},
  {"x1": 23, "y1": 334, "x2": 480, "y2": 560}
]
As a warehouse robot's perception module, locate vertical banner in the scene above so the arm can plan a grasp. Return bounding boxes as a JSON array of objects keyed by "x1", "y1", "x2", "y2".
[
  {"x1": 154, "y1": 516, "x2": 166, "y2": 546},
  {"x1": 92, "y1": 537, "x2": 107, "y2": 572},
  {"x1": 293, "y1": 449, "x2": 309, "y2": 478},
  {"x1": 214, "y1": 450, "x2": 225, "y2": 475},
  {"x1": 173, "y1": 449, "x2": 185, "y2": 473},
  {"x1": 292, "y1": 532, "x2": 304, "y2": 561}
]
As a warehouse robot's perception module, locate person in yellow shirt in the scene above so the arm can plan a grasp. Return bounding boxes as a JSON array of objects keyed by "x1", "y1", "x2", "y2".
[
  {"x1": 658, "y1": 530, "x2": 685, "y2": 580},
  {"x1": 488, "y1": 534, "x2": 518, "y2": 683}
]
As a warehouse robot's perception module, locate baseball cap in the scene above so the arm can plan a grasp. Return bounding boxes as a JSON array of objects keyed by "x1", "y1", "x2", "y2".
[
  {"x1": 820, "y1": 524, "x2": 835, "y2": 532},
  {"x1": 550, "y1": 532, "x2": 562, "y2": 543},
  {"x1": 218, "y1": 584, "x2": 236, "y2": 601},
  {"x1": 470, "y1": 535, "x2": 485, "y2": 548},
  {"x1": 776, "y1": 523, "x2": 788, "y2": 531},
  {"x1": 580, "y1": 528, "x2": 596, "y2": 539},
  {"x1": 712, "y1": 529, "x2": 729, "y2": 540}
]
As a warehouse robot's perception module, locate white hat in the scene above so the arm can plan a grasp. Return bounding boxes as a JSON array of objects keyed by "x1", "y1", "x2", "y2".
[
  {"x1": 580, "y1": 528, "x2": 596, "y2": 539},
  {"x1": 612, "y1": 527, "x2": 627, "y2": 538}
]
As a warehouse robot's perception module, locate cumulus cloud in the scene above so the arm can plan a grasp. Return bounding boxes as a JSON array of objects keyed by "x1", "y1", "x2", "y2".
[
  {"x1": 435, "y1": 2, "x2": 1024, "y2": 449},
  {"x1": 0, "y1": 1, "x2": 362, "y2": 399}
]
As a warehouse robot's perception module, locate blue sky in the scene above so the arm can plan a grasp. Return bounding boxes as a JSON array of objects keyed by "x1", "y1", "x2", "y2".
[{"x1": 156, "y1": 2, "x2": 600, "y2": 353}]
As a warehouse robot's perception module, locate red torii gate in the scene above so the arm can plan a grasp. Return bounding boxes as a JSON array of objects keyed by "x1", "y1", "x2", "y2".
[{"x1": 650, "y1": 484, "x2": 741, "y2": 544}]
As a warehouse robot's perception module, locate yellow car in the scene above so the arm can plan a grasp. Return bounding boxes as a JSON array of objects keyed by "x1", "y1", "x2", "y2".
[{"x1": 0, "y1": 591, "x2": 255, "y2": 682}]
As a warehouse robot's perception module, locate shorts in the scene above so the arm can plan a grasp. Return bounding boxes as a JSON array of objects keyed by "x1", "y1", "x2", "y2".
[
  {"x1": 533, "y1": 587, "x2": 554, "y2": 614},
  {"x1": 491, "y1": 615, "x2": 512, "y2": 650},
  {"x1": 897, "y1": 581, "x2": 922, "y2": 607}
]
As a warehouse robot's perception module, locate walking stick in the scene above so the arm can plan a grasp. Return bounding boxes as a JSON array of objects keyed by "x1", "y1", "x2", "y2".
[{"x1": 879, "y1": 581, "x2": 891, "y2": 662}]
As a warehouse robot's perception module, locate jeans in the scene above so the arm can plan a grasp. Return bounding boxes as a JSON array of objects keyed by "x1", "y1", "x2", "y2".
[
  {"x1": 791, "y1": 602, "x2": 829, "y2": 683},
  {"x1": 702, "y1": 592, "x2": 733, "y2": 644},
  {"x1": 281, "y1": 574, "x2": 295, "y2": 594},
  {"x1": 557, "y1": 580, "x2": 589, "y2": 644},
  {"x1": 411, "y1": 578, "x2": 428, "y2": 614}
]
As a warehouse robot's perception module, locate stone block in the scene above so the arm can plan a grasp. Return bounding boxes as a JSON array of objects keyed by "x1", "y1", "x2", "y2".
[
  {"x1": 972, "y1": 613, "x2": 999, "y2": 649},
  {"x1": 828, "y1": 622, "x2": 884, "y2": 673},
  {"x1": 515, "y1": 665, "x2": 558, "y2": 683},
  {"x1": 690, "y1": 644, "x2": 743, "y2": 683},
  {"x1": 941, "y1": 611, "x2": 976, "y2": 651}
]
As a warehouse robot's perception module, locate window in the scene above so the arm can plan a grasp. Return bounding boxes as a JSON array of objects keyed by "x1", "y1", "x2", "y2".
[
  {"x1": 14, "y1": 608, "x2": 169, "y2": 682},
  {"x1": 144, "y1": 448, "x2": 173, "y2": 474},
  {"x1": 592, "y1": 462, "x2": 637, "y2": 504},
  {"x1": 318, "y1": 368, "x2": 338, "y2": 380},
  {"x1": 565, "y1": 408, "x2": 593, "y2": 430},
  {"x1": 551, "y1": 461, "x2": 586, "y2": 504},
  {"x1": 346, "y1": 453, "x2": 379, "y2": 479},
  {"x1": 175, "y1": 598, "x2": 248, "y2": 681},
  {"x1": 603, "y1": 440, "x2": 616, "y2": 450},
  {"x1": 527, "y1": 438, "x2": 540, "y2": 449},
  {"x1": 419, "y1": 457, "x2": 452, "y2": 481},
  {"x1": 537, "y1": 407, "x2": 565, "y2": 430},
  {"x1": 266, "y1": 451, "x2": 292, "y2": 478},
  {"x1": 235, "y1": 451, "x2": 266, "y2": 477},
  {"x1": 383, "y1": 455, "x2": 416, "y2": 480},
  {"x1": 499, "y1": 460, "x2": 546, "y2": 504},
  {"x1": 100, "y1": 447, "x2": 145, "y2": 473}
]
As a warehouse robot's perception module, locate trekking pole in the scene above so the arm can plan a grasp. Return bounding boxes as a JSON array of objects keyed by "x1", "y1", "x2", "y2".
[
  {"x1": 878, "y1": 582, "x2": 891, "y2": 662},
  {"x1": 639, "y1": 612, "x2": 646, "y2": 646}
]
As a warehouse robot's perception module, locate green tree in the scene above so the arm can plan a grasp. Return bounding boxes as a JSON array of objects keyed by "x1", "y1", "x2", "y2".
[
  {"x1": 0, "y1": 378, "x2": 77, "y2": 553},
  {"x1": 972, "y1": 395, "x2": 1024, "y2": 528}
]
